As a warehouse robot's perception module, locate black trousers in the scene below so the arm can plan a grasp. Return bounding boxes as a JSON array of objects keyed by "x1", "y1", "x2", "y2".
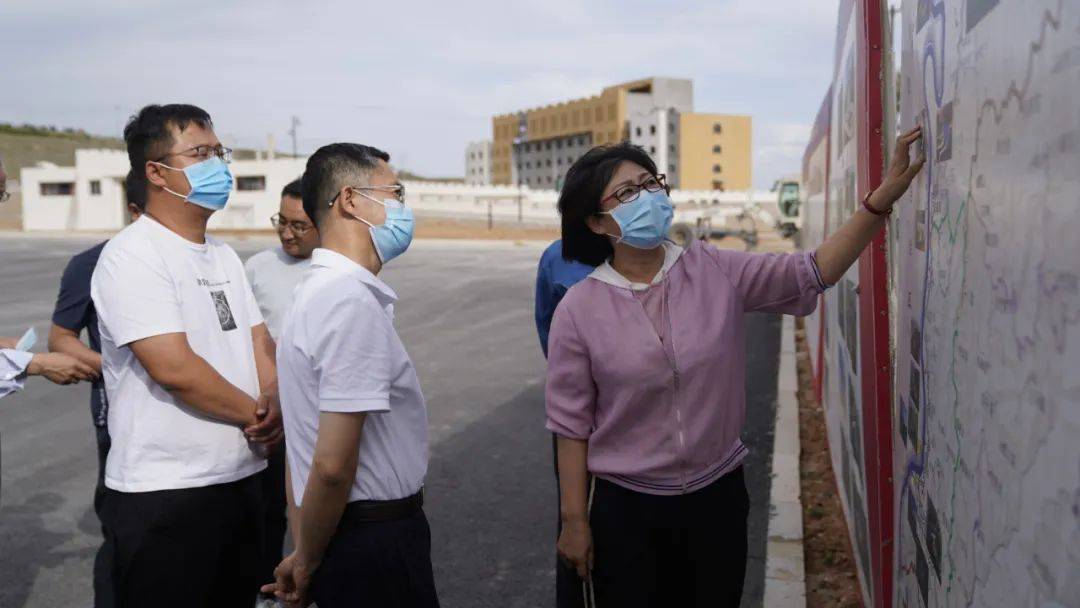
[
  {"x1": 554, "y1": 433, "x2": 588, "y2": 608},
  {"x1": 98, "y1": 474, "x2": 263, "y2": 608},
  {"x1": 257, "y1": 443, "x2": 288, "y2": 592},
  {"x1": 92, "y1": 426, "x2": 113, "y2": 608},
  {"x1": 587, "y1": 467, "x2": 750, "y2": 608},
  {"x1": 312, "y1": 505, "x2": 440, "y2": 608}
]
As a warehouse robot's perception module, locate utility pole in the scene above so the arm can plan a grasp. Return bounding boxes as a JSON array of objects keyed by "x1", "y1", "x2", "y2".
[{"x1": 288, "y1": 116, "x2": 301, "y2": 158}]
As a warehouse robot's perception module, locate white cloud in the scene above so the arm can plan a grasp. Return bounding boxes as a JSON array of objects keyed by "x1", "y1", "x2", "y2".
[
  {"x1": 2, "y1": 0, "x2": 841, "y2": 187},
  {"x1": 756, "y1": 122, "x2": 815, "y2": 186}
]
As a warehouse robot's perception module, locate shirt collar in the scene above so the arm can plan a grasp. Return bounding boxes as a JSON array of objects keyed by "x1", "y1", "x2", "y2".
[
  {"x1": 588, "y1": 241, "x2": 684, "y2": 291},
  {"x1": 310, "y1": 248, "x2": 398, "y2": 304}
]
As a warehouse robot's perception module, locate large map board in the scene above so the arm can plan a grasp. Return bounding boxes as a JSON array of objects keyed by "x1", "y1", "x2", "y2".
[
  {"x1": 804, "y1": 0, "x2": 1080, "y2": 605},
  {"x1": 819, "y1": 1, "x2": 895, "y2": 604},
  {"x1": 889, "y1": 0, "x2": 1080, "y2": 605}
]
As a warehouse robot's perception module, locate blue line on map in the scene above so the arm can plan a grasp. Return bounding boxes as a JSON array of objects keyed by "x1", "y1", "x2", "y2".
[{"x1": 896, "y1": 0, "x2": 947, "y2": 602}]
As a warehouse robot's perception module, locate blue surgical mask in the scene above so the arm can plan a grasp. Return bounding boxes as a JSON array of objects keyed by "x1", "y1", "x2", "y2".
[
  {"x1": 153, "y1": 156, "x2": 233, "y2": 211},
  {"x1": 350, "y1": 190, "x2": 415, "y2": 264},
  {"x1": 601, "y1": 189, "x2": 674, "y2": 249}
]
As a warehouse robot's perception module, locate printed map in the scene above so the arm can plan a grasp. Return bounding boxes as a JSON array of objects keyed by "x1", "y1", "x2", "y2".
[{"x1": 890, "y1": 0, "x2": 1080, "y2": 605}]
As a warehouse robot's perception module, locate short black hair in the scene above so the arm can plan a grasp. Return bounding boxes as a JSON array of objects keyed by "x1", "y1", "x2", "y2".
[
  {"x1": 558, "y1": 142, "x2": 659, "y2": 266},
  {"x1": 124, "y1": 169, "x2": 146, "y2": 210},
  {"x1": 281, "y1": 177, "x2": 303, "y2": 200},
  {"x1": 123, "y1": 104, "x2": 213, "y2": 203},
  {"x1": 302, "y1": 143, "x2": 390, "y2": 230}
]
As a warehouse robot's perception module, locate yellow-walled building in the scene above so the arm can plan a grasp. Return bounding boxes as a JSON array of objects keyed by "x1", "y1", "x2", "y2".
[{"x1": 490, "y1": 77, "x2": 751, "y2": 191}]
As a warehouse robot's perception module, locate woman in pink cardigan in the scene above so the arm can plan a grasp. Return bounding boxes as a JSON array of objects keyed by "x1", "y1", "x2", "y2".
[{"x1": 546, "y1": 129, "x2": 923, "y2": 607}]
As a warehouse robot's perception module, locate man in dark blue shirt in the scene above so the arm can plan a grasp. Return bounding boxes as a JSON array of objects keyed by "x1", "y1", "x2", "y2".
[
  {"x1": 48, "y1": 173, "x2": 142, "y2": 608},
  {"x1": 534, "y1": 239, "x2": 594, "y2": 357},
  {"x1": 534, "y1": 239, "x2": 594, "y2": 608}
]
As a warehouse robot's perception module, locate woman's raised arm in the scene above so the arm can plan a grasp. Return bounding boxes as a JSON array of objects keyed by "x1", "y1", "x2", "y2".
[{"x1": 815, "y1": 126, "x2": 925, "y2": 285}]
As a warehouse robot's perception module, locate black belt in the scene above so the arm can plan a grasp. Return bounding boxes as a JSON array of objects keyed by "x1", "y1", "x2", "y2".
[{"x1": 340, "y1": 490, "x2": 424, "y2": 523}]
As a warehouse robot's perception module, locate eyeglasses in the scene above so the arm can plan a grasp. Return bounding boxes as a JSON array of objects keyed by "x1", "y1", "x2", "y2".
[
  {"x1": 600, "y1": 174, "x2": 669, "y2": 206},
  {"x1": 329, "y1": 184, "x2": 407, "y2": 207},
  {"x1": 154, "y1": 144, "x2": 234, "y2": 164},
  {"x1": 271, "y1": 214, "x2": 315, "y2": 236},
  {"x1": 0, "y1": 191, "x2": 9, "y2": 204}
]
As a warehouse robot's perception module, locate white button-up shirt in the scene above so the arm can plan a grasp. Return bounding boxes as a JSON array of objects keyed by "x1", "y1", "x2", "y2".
[{"x1": 277, "y1": 248, "x2": 429, "y2": 504}]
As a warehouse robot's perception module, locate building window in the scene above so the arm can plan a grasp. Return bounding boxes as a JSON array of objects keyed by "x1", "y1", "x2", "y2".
[
  {"x1": 712, "y1": 180, "x2": 725, "y2": 191},
  {"x1": 525, "y1": 162, "x2": 531, "y2": 169},
  {"x1": 557, "y1": 158, "x2": 562, "y2": 166},
  {"x1": 713, "y1": 164, "x2": 722, "y2": 174},
  {"x1": 669, "y1": 144, "x2": 676, "y2": 153},
  {"x1": 608, "y1": 104, "x2": 616, "y2": 120},
  {"x1": 650, "y1": 146, "x2": 656, "y2": 154},
  {"x1": 40, "y1": 182, "x2": 74, "y2": 196},
  {"x1": 669, "y1": 123, "x2": 675, "y2": 134},
  {"x1": 545, "y1": 141, "x2": 552, "y2": 151},
  {"x1": 713, "y1": 123, "x2": 723, "y2": 134},
  {"x1": 236, "y1": 176, "x2": 266, "y2": 191},
  {"x1": 547, "y1": 176, "x2": 552, "y2": 183},
  {"x1": 650, "y1": 125, "x2": 657, "y2": 135},
  {"x1": 635, "y1": 126, "x2": 641, "y2": 137},
  {"x1": 90, "y1": 180, "x2": 102, "y2": 195},
  {"x1": 546, "y1": 159, "x2": 552, "y2": 167},
  {"x1": 713, "y1": 144, "x2": 722, "y2": 154},
  {"x1": 669, "y1": 164, "x2": 676, "y2": 173},
  {"x1": 556, "y1": 140, "x2": 563, "y2": 149}
]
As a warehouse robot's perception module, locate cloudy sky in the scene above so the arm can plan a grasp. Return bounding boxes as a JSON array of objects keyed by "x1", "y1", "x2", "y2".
[{"x1": 4, "y1": 0, "x2": 839, "y2": 188}]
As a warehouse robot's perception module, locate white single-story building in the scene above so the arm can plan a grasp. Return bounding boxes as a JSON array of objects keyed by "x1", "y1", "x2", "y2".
[{"x1": 20, "y1": 149, "x2": 777, "y2": 232}]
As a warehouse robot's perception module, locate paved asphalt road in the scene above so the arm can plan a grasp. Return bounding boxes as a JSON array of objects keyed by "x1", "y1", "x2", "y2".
[{"x1": 0, "y1": 234, "x2": 782, "y2": 608}]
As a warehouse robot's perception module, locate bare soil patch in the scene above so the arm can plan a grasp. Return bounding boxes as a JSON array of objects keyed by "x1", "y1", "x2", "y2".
[{"x1": 795, "y1": 318, "x2": 862, "y2": 607}]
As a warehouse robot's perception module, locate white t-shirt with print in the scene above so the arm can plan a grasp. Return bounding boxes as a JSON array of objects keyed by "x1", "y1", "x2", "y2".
[{"x1": 91, "y1": 215, "x2": 267, "y2": 492}]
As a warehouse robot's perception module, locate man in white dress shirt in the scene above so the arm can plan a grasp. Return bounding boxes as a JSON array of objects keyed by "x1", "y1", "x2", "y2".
[{"x1": 263, "y1": 143, "x2": 438, "y2": 608}]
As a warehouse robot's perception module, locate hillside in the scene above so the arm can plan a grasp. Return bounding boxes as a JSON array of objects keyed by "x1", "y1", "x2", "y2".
[
  {"x1": 0, "y1": 124, "x2": 460, "y2": 230},
  {"x1": 0, "y1": 126, "x2": 270, "y2": 229}
]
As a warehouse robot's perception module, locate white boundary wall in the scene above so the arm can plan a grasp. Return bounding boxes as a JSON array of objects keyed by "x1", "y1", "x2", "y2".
[{"x1": 20, "y1": 149, "x2": 778, "y2": 231}]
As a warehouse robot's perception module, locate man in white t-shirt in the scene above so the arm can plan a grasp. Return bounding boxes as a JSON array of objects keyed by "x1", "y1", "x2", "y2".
[
  {"x1": 245, "y1": 177, "x2": 318, "y2": 339},
  {"x1": 91, "y1": 104, "x2": 282, "y2": 607},
  {"x1": 261, "y1": 143, "x2": 437, "y2": 608},
  {"x1": 244, "y1": 176, "x2": 318, "y2": 607}
]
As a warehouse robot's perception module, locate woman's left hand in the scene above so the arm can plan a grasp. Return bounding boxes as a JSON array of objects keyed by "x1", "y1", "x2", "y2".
[{"x1": 868, "y1": 125, "x2": 926, "y2": 212}]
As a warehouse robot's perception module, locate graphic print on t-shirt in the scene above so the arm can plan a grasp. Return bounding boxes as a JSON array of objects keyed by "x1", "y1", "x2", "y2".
[{"x1": 210, "y1": 290, "x2": 238, "y2": 331}]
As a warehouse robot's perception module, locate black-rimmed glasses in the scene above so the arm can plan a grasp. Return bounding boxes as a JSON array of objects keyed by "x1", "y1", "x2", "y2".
[{"x1": 601, "y1": 174, "x2": 669, "y2": 206}]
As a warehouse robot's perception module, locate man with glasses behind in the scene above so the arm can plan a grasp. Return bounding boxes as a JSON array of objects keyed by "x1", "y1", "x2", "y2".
[
  {"x1": 244, "y1": 176, "x2": 318, "y2": 608},
  {"x1": 91, "y1": 104, "x2": 282, "y2": 606},
  {"x1": 246, "y1": 178, "x2": 319, "y2": 339}
]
